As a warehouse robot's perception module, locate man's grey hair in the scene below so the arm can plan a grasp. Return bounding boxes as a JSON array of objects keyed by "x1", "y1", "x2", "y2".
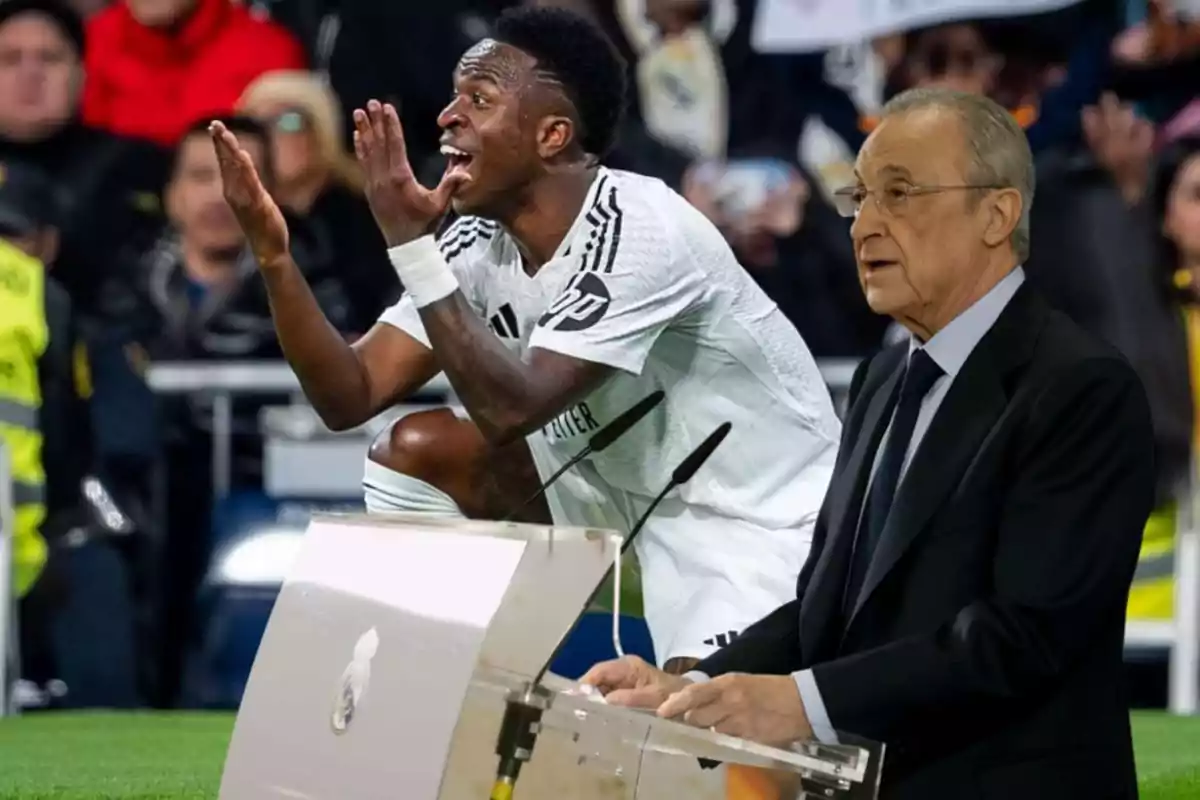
[{"x1": 879, "y1": 87, "x2": 1035, "y2": 261}]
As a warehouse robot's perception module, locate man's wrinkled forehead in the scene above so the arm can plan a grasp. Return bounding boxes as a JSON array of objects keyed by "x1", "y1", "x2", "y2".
[
  {"x1": 455, "y1": 38, "x2": 534, "y2": 88},
  {"x1": 855, "y1": 109, "x2": 966, "y2": 182}
]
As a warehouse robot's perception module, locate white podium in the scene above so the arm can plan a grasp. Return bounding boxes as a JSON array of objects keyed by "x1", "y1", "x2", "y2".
[{"x1": 219, "y1": 514, "x2": 884, "y2": 799}]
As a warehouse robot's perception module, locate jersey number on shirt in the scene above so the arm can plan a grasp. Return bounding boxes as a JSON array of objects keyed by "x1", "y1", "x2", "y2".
[{"x1": 538, "y1": 272, "x2": 612, "y2": 332}]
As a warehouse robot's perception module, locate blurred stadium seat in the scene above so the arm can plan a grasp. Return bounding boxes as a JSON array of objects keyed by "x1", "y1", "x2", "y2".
[
  {"x1": 50, "y1": 536, "x2": 140, "y2": 708},
  {"x1": 182, "y1": 489, "x2": 658, "y2": 707},
  {"x1": 182, "y1": 491, "x2": 361, "y2": 708}
]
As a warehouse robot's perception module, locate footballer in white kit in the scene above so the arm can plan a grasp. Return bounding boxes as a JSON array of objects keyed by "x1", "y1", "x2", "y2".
[
  {"x1": 378, "y1": 166, "x2": 841, "y2": 666},
  {"x1": 213, "y1": 5, "x2": 843, "y2": 672}
]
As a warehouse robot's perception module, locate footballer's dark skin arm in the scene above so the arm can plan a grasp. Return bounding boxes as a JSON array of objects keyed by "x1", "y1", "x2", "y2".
[{"x1": 417, "y1": 291, "x2": 612, "y2": 445}]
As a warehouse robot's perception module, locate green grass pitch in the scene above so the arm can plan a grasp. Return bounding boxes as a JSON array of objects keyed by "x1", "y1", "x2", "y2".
[
  {"x1": 1, "y1": 559, "x2": 1195, "y2": 798},
  {"x1": 0, "y1": 710, "x2": 1195, "y2": 798}
]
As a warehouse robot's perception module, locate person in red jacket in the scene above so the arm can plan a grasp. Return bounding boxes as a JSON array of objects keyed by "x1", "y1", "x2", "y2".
[{"x1": 82, "y1": 0, "x2": 306, "y2": 146}]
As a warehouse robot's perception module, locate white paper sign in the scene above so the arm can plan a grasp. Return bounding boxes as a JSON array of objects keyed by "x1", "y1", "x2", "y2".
[{"x1": 752, "y1": 0, "x2": 1087, "y2": 54}]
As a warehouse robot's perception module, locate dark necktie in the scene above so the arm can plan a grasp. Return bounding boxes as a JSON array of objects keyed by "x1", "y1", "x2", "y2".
[{"x1": 844, "y1": 349, "x2": 944, "y2": 613}]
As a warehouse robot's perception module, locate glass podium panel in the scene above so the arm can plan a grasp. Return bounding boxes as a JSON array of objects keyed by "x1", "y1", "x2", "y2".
[
  {"x1": 219, "y1": 515, "x2": 885, "y2": 800},
  {"x1": 437, "y1": 665, "x2": 884, "y2": 800}
]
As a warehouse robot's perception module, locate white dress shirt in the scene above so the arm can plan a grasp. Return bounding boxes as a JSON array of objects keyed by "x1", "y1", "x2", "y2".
[{"x1": 685, "y1": 266, "x2": 1026, "y2": 742}]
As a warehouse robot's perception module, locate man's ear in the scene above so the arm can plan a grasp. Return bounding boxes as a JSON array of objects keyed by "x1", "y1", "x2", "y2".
[
  {"x1": 536, "y1": 115, "x2": 576, "y2": 160},
  {"x1": 983, "y1": 186, "x2": 1022, "y2": 249}
]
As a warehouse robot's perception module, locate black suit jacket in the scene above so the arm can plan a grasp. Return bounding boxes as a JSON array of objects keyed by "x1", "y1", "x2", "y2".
[{"x1": 697, "y1": 285, "x2": 1156, "y2": 800}]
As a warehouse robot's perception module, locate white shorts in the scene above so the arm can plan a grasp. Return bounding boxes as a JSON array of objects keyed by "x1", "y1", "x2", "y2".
[
  {"x1": 631, "y1": 502, "x2": 813, "y2": 665},
  {"x1": 525, "y1": 433, "x2": 815, "y2": 667}
]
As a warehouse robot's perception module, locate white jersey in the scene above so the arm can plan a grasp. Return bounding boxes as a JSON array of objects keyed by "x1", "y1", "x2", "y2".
[{"x1": 379, "y1": 167, "x2": 840, "y2": 664}]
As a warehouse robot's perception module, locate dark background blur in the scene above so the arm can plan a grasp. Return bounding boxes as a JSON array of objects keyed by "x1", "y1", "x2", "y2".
[{"x1": 1, "y1": 0, "x2": 1197, "y2": 713}]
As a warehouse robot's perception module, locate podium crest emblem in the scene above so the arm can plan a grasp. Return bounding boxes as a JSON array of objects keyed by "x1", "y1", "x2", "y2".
[{"x1": 330, "y1": 627, "x2": 380, "y2": 734}]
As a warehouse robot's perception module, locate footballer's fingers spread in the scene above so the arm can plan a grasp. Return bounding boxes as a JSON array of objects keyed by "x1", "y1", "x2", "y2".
[
  {"x1": 354, "y1": 102, "x2": 389, "y2": 180},
  {"x1": 382, "y1": 102, "x2": 413, "y2": 178}
]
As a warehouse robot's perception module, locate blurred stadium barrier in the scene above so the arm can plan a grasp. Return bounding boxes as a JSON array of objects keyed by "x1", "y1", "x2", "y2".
[
  {"x1": 146, "y1": 359, "x2": 1200, "y2": 714},
  {"x1": 3, "y1": 360, "x2": 1194, "y2": 713}
]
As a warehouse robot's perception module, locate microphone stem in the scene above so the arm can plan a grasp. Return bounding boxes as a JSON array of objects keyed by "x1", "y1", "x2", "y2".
[
  {"x1": 489, "y1": 683, "x2": 551, "y2": 799},
  {"x1": 531, "y1": 479, "x2": 678, "y2": 685},
  {"x1": 498, "y1": 391, "x2": 664, "y2": 523},
  {"x1": 489, "y1": 777, "x2": 515, "y2": 800},
  {"x1": 502, "y1": 447, "x2": 592, "y2": 522}
]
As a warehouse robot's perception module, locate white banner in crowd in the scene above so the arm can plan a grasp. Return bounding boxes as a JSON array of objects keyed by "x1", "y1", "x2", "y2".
[{"x1": 752, "y1": 0, "x2": 1087, "y2": 54}]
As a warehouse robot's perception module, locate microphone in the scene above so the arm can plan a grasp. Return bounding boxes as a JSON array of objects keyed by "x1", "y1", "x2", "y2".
[
  {"x1": 489, "y1": 421, "x2": 734, "y2": 799},
  {"x1": 666, "y1": 421, "x2": 732, "y2": 498},
  {"x1": 501, "y1": 390, "x2": 665, "y2": 522},
  {"x1": 535, "y1": 420, "x2": 733, "y2": 682}
]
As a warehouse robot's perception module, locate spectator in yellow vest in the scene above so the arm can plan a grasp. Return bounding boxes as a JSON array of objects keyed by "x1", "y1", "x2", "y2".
[
  {"x1": 0, "y1": 159, "x2": 88, "y2": 692},
  {"x1": 1131, "y1": 136, "x2": 1200, "y2": 621}
]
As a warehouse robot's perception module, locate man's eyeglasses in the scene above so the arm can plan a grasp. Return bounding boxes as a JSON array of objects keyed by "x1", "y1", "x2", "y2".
[
  {"x1": 271, "y1": 110, "x2": 308, "y2": 134},
  {"x1": 831, "y1": 183, "x2": 1005, "y2": 218}
]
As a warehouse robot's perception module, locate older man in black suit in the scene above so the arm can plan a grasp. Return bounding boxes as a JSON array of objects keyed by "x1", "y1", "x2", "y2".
[{"x1": 582, "y1": 87, "x2": 1156, "y2": 800}]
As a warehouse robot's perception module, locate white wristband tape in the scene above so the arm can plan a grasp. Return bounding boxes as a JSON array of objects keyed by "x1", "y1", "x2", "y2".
[{"x1": 388, "y1": 235, "x2": 459, "y2": 308}]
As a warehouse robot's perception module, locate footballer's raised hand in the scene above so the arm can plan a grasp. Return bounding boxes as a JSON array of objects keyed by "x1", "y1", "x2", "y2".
[
  {"x1": 353, "y1": 100, "x2": 470, "y2": 247},
  {"x1": 211, "y1": 120, "x2": 290, "y2": 269}
]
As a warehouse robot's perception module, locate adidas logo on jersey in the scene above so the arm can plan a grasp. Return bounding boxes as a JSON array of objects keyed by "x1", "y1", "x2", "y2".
[
  {"x1": 488, "y1": 303, "x2": 520, "y2": 339},
  {"x1": 702, "y1": 630, "x2": 742, "y2": 649}
]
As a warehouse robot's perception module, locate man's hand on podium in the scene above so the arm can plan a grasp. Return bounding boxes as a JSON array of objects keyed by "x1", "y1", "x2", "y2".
[
  {"x1": 658, "y1": 674, "x2": 813, "y2": 748},
  {"x1": 581, "y1": 657, "x2": 813, "y2": 748},
  {"x1": 579, "y1": 655, "x2": 691, "y2": 709}
]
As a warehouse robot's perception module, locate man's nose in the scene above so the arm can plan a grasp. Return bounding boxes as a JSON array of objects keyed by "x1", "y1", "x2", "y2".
[
  {"x1": 437, "y1": 99, "x2": 465, "y2": 131},
  {"x1": 850, "y1": 197, "x2": 885, "y2": 245},
  {"x1": 15, "y1": 58, "x2": 44, "y2": 78}
]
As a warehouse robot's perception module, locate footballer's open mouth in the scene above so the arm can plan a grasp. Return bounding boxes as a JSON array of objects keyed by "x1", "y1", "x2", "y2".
[{"x1": 441, "y1": 144, "x2": 476, "y2": 180}]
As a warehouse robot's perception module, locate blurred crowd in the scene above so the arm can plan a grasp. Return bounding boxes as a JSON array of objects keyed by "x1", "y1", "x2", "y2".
[{"x1": 1, "y1": 0, "x2": 1198, "y2": 710}]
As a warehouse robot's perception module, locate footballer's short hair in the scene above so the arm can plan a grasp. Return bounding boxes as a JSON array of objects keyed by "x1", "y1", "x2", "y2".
[{"x1": 493, "y1": 6, "x2": 627, "y2": 158}]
